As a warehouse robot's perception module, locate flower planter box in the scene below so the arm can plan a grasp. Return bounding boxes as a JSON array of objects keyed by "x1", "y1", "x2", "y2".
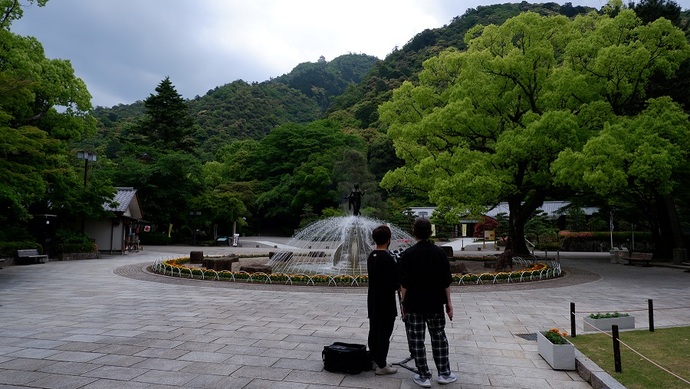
[
  {"x1": 536, "y1": 331, "x2": 575, "y2": 370},
  {"x1": 583, "y1": 315, "x2": 635, "y2": 332}
]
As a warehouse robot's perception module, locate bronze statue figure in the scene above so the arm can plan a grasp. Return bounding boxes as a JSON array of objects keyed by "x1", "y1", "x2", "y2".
[{"x1": 345, "y1": 184, "x2": 365, "y2": 216}]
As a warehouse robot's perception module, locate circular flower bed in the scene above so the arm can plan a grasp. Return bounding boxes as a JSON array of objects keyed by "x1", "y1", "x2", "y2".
[
  {"x1": 150, "y1": 255, "x2": 562, "y2": 287},
  {"x1": 452, "y1": 262, "x2": 560, "y2": 285}
]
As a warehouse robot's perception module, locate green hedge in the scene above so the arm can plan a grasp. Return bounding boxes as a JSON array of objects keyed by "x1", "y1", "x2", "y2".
[
  {"x1": 535, "y1": 242, "x2": 562, "y2": 251},
  {"x1": 140, "y1": 233, "x2": 171, "y2": 245},
  {"x1": 0, "y1": 241, "x2": 43, "y2": 258},
  {"x1": 559, "y1": 231, "x2": 653, "y2": 251},
  {"x1": 559, "y1": 231, "x2": 652, "y2": 241},
  {"x1": 53, "y1": 243, "x2": 97, "y2": 255}
]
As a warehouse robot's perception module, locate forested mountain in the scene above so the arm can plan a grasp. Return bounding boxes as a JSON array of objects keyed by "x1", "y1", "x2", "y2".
[
  {"x1": 93, "y1": 3, "x2": 598, "y2": 160},
  {"x1": 188, "y1": 81, "x2": 322, "y2": 157},
  {"x1": 274, "y1": 53, "x2": 378, "y2": 110},
  {"x1": 95, "y1": 54, "x2": 375, "y2": 136},
  {"x1": 95, "y1": 3, "x2": 599, "y2": 134}
]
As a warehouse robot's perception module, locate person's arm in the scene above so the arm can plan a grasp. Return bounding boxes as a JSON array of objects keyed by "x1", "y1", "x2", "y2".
[{"x1": 445, "y1": 287, "x2": 453, "y2": 321}]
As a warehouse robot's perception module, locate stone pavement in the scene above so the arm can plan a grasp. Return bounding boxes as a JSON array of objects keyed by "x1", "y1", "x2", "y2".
[{"x1": 1, "y1": 240, "x2": 689, "y2": 389}]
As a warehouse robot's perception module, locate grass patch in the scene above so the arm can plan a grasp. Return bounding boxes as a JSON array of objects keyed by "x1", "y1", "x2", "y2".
[{"x1": 569, "y1": 327, "x2": 690, "y2": 389}]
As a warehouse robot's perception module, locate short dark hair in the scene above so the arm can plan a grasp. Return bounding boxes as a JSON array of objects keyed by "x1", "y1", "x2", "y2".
[
  {"x1": 371, "y1": 225, "x2": 391, "y2": 245},
  {"x1": 413, "y1": 217, "x2": 432, "y2": 240}
]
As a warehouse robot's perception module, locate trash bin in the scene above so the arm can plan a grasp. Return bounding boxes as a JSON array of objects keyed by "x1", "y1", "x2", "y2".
[{"x1": 609, "y1": 248, "x2": 625, "y2": 264}]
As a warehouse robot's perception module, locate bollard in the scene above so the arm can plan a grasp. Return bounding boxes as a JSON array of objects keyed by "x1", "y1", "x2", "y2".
[
  {"x1": 649, "y1": 299, "x2": 654, "y2": 332},
  {"x1": 612, "y1": 324, "x2": 622, "y2": 373},
  {"x1": 570, "y1": 302, "x2": 576, "y2": 337}
]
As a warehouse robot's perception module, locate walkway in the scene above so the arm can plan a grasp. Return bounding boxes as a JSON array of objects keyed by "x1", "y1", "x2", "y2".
[{"x1": 1, "y1": 242, "x2": 689, "y2": 388}]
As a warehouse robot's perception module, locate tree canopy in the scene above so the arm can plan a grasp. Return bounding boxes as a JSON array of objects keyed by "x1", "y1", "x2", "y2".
[
  {"x1": 379, "y1": 10, "x2": 690, "y2": 254},
  {"x1": 1, "y1": 10, "x2": 109, "y2": 236},
  {"x1": 1, "y1": 0, "x2": 47, "y2": 29}
]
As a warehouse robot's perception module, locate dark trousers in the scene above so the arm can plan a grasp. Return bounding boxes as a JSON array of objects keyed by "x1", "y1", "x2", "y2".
[{"x1": 368, "y1": 314, "x2": 396, "y2": 368}]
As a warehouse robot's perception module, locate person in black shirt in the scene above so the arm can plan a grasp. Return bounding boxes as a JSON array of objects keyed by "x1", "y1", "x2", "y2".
[
  {"x1": 367, "y1": 225, "x2": 400, "y2": 375},
  {"x1": 399, "y1": 218, "x2": 457, "y2": 387}
]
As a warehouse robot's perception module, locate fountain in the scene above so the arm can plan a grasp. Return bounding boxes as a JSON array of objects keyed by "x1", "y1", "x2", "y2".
[{"x1": 267, "y1": 216, "x2": 414, "y2": 276}]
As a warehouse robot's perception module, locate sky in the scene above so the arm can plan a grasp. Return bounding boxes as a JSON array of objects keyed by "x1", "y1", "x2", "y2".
[{"x1": 11, "y1": 0, "x2": 687, "y2": 108}]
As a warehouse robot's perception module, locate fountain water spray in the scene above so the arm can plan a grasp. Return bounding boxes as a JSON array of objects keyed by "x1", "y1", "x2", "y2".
[{"x1": 267, "y1": 216, "x2": 413, "y2": 275}]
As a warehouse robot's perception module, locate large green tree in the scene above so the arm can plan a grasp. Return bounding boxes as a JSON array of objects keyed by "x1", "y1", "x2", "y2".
[
  {"x1": 108, "y1": 149, "x2": 201, "y2": 236},
  {"x1": 554, "y1": 97, "x2": 690, "y2": 256},
  {"x1": 379, "y1": 10, "x2": 689, "y2": 254},
  {"x1": 1, "y1": 4, "x2": 108, "y2": 237},
  {"x1": 243, "y1": 120, "x2": 365, "y2": 232}
]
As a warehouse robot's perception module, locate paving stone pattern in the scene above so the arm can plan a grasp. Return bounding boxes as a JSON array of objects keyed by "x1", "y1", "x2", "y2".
[{"x1": 1, "y1": 243, "x2": 689, "y2": 388}]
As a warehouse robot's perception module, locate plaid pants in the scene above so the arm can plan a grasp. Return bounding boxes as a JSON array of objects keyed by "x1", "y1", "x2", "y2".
[{"x1": 405, "y1": 312, "x2": 451, "y2": 379}]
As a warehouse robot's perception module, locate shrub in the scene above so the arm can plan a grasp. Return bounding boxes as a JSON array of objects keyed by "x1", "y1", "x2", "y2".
[
  {"x1": 53, "y1": 243, "x2": 97, "y2": 255},
  {"x1": 588, "y1": 312, "x2": 629, "y2": 319},
  {"x1": 0, "y1": 241, "x2": 42, "y2": 258},
  {"x1": 544, "y1": 328, "x2": 569, "y2": 344},
  {"x1": 140, "y1": 233, "x2": 171, "y2": 245},
  {"x1": 559, "y1": 230, "x2": 654, "y2": 251},
  {"x1": 0, "y1": 226, "x2": 33, "y2": 242},
  {"x1": 535, "y1": 241, "x2": 561, "y2": 251},
  {"x1": 52, "y1": 229, "x2": 96, "y2": 255},
  {"x1": 55, "y1": 229, "x2": 93, "y2": 244}
]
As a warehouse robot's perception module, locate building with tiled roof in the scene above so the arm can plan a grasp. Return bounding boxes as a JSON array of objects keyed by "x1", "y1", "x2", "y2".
[
  {"x1": 85, "y1": 187, "x2": 144, "y2": 254},
  {"x1": 410, "y1": 201, "x2": 599, "y2": 238}
]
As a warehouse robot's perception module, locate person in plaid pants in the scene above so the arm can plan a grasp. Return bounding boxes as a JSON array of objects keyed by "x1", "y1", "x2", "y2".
[{"x1": 399, "y1": 218, "x2": 457, "y2": 387}]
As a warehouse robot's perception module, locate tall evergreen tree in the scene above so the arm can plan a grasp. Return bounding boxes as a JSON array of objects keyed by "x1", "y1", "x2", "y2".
[
  {"x1": 137, "y1": 77, "x2": 195, "y2": 151},
  {"x1": 629, "y1": 0, "x2": 682, "y2": 26}
]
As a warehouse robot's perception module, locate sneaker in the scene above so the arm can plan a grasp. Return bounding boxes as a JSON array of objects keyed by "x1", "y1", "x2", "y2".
[
  {"x1": 413, "y1": 374, "x2": 432, "y2": 388},
  {"x1": 438, "y1": 372, "x2": 457, "y2": 384},
  {"x1": 375, "y1": 364, "x2": 398, "y2": 375}
]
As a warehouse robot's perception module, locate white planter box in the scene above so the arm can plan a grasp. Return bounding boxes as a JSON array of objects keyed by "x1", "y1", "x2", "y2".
[
  {"x1": 537, "y1": 331, "x2": 575, "y2": 370},
  {"x1": 583, "y1": 315, "x2": 635, "y2": 332}
]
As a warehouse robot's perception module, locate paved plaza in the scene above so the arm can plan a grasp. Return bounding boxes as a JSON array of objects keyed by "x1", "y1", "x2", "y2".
[{"x1": 1, "y1": 239, "x2": 689, "y2": 388}]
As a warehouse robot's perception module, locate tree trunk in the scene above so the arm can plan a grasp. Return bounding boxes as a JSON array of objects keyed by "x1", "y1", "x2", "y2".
[
  {"x1": 506, "y1": 191, "x2": 546, "y2": 256},
  {"x1": 508, "y1": 211, "x2": 530, "y2": 256},
  {"x1": 653, "y1": 193, "x2": 684, "y2": 259}
]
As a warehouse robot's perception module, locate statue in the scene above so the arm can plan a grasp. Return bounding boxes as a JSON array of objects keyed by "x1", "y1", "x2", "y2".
[{"x1": 345, "y1": 184, "x2": 365, "y2": 216}]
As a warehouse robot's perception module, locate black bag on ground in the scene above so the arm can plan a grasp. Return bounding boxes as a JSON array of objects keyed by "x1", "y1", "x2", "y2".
[{"x1": 322, "y1": 342, "x2": 371, "y2": 374}]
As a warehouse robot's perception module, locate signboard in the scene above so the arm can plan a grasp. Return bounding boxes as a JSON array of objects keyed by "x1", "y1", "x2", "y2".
[{"x1": 484, "y1": 230, "x2": 495, "y2": 240}]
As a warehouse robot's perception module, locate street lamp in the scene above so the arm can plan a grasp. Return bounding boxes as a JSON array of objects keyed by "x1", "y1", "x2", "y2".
[
  {"x1": 77, "y1": 151, "x2": 97, "y2": 187},
  {"x1": 77, "y1": 151, "x2": 97, "y2": 233}
]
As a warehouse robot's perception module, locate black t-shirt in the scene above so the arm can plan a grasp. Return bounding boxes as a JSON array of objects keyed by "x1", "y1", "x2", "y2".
[
  {"x1": 399, "y1": 240, "x2": 452, "y2": 314},
  {"x1": 367, "y1": 250, "x2": 400, "y2": 318}
]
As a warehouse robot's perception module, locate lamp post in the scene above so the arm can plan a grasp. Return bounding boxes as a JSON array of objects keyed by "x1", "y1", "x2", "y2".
[
  {"x1": 77, "y1": 151, "x2": 97, "y2": 232},
  {"x1": 77, "y1": 151, "x2": 97, "y2": 187}
]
